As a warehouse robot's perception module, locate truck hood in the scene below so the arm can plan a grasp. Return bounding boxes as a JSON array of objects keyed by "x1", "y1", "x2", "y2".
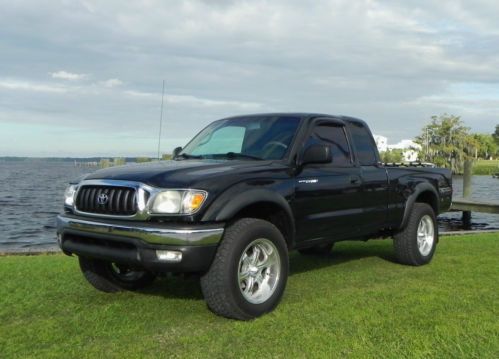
[{"x1": 84, "y1": 159, "x2": 282, "y2": 188}]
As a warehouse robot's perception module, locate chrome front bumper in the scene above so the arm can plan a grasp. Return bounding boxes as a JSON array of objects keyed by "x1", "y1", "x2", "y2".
[{"x1": 56, "y1": 214, "x2": 224, "y2": 246}]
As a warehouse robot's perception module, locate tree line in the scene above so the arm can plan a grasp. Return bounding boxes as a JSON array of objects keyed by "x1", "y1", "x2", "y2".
[
  {"x1": 379, "y1": 114, "x2": 498, "y2": 174},
  {"x1": 415, "y1": 114, "x2": 498, "y2": 173}
]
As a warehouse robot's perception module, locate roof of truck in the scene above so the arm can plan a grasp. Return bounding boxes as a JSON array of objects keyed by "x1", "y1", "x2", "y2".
[{"x1": 221, "y1": 112, "x2": 367, "y2": 126}]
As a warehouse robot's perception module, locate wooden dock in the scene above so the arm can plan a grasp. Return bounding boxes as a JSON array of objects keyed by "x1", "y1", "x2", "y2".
[
  {"x1": 451, "y1": 198, "x2": 499, "y2": 214},
  {"x1": 450, "y1": 160, "x2": 499, "y2": 229}
]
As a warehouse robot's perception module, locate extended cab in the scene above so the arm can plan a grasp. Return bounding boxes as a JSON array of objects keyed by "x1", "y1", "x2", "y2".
[{"x1": 57, "y1": 113, "x2": 452, "y2": 320}]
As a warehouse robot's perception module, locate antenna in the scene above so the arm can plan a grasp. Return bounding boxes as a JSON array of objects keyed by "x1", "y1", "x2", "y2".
[{"x1": 157, "y1": 80, "x2": 165, "y2": 160}]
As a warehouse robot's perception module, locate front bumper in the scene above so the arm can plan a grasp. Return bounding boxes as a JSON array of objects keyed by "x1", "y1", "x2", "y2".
[{"x1": 56, "y1": 214, "x2": 225, "y2": 272}]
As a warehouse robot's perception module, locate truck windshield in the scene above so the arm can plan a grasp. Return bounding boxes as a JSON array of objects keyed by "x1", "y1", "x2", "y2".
[{"x1": 179, "y1": 116, "x2": 301, "y2": 160}]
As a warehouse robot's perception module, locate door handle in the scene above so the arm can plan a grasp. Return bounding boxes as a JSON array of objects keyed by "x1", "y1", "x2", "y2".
[{"x1": 350, "y1": 176, "x2": 360, "y2": 184}]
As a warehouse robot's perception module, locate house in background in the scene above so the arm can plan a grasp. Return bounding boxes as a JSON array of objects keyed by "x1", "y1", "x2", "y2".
[
  {"x1": 373, "y1": 134, "x2": 421, "y2": 162},
  {"x1": 373, "y1": 135, "x2": 388, "y2": 152},
  {"x1": 388, "y1": 139, "x2": 421, "y2": 162}
]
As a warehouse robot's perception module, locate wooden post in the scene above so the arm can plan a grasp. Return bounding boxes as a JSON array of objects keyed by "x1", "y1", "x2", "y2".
[
  {"x1": 463, "y1": 160, "x2": 472, "y2": 199},
  {"x1": 462, "y1": 160, "x2": 473, "y2": 229}
]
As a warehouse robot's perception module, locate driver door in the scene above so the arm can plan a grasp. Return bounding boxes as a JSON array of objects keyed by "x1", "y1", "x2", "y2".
[{"x1": 293, "y1": 121, "x2": 363, "y2": 243}]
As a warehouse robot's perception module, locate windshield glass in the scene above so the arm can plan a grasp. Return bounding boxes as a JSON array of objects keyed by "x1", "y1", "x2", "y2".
[{"x1": 180, "y1": 115, "x2": 302, "y2": 160}]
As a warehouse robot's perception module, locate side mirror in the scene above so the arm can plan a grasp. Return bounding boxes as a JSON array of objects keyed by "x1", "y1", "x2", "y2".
[
  {"x1": 172, "y1": 146, "x2": 182, "y2": 158},
  {"x1": 301, "y1": 144, "x2": 332, "y2": 165}
]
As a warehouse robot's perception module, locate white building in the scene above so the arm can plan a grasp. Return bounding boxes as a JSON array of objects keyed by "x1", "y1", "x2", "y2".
[
  {"x1": 388, "y1": 140, "x2": 422, "y2": 162},
  {"x1": 373, "y1": 134, "x2": 388, "y2": 152},
  {"x1": 373, "y1": 134, "x2": 422, "y2": 162}
]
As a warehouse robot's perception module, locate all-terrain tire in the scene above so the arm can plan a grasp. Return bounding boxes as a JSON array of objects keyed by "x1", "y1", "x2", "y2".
[
  {"x1": 393, "y1": 203, "x2": 438, "y2": 266},
  {"x1": 200, "y1": 218, "x2": 289, "y2": 320},
  {"x1": 79, "y1": 257, "x2": 156, "y2": 292},
  {"x1": 298, "y1": 243, "x2": 334, "y2": 256}
]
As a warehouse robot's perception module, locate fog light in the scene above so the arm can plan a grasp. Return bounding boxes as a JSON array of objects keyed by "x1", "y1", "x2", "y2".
[{"x1": 156, "y1": 250, "x2": 183, "y2": 262}]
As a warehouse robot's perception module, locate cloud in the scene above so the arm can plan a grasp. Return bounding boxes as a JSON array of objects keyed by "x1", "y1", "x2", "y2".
[
  {"x1": 51, "y1": 70, "x2": 87, "y2": 81},
  {"x1": 0, "y1": 79, "x2": 69, "y2": 93},
  {"x1": 1, "y1": 0, "x2": 499, "y2": 156},
  {"x1": 99, "y1": 78, "x2": 123, "y2": 88},
  {"x1": 124, "y1": 90, "x2": 262, "y2": 109}
]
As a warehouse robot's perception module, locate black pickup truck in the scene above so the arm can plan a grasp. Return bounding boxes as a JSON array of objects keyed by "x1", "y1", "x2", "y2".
[{"x1": 57, "y1": 113, "x2": 452, "y2": 320}]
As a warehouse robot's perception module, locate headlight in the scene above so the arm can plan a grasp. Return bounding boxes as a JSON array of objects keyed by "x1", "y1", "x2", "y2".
[
  {"x1": 64, "y1": 184, "x2": 77, "y2": 207},
  {"x1": 151, "y1": 190, "x2": 207, "y2": 214}
]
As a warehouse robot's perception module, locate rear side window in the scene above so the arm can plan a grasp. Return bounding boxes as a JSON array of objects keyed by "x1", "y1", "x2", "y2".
[
  {"x1": 308, "y1": 124, "x2": 352, "y2": 166},
  {"x1": 349, "y1": 123, "x2": 378, "y2": 165}
]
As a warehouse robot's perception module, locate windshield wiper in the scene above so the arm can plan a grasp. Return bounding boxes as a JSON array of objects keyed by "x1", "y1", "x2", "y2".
[
  {"x1": 213, "y1": 152, "x2": 264, "y2": 160},
  {"x1": 175, "y1": 153, "x2": 203, "y2": 160}
]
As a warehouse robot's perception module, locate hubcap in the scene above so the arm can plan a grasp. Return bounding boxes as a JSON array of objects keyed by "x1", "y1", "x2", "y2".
[
  {"x1": 238, "y1": 238, "x2": 281, "y2": 304},
  {"x1": 417, "y1": 215, "x2": 435, "y2": 256}
]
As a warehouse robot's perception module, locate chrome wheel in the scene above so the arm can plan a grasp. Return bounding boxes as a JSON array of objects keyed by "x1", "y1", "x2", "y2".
[
  {"x1": 417, "y1": 215, "x2": 434, "y2": 256},
  {"x1": 238, "y1": 238, "x2": 281, "y2": 304}
]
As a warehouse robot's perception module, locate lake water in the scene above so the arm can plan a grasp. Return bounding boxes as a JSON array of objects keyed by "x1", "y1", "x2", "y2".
[
  {"x1": 0, "y1": 161, "x2": 498, "y2": 251},
  {"x1": 0, "y1": 162, "x2": 93, "y2": 251}
]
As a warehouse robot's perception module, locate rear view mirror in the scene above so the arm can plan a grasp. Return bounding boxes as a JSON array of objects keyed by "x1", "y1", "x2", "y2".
[
  {"x1": 173, "y1": 147, "x2": 182, "y2": 158},
  {"x1": 301, "y1": 144, "x2": 332, "y2": 165}
]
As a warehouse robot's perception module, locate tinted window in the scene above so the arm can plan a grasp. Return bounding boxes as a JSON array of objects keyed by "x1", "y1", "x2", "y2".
[
  {"x1": 182, "y1": 116, "x2": 301, "y2": 160},
  {"x1": 349, "y1": 123, "x2": 378, "y2": 165},
  {"x1": 307, "y1": 124, "x2": 352, "y2": 166},
  {"x1": 191, "y1": 126, "x2": 245, "y2": 155}
]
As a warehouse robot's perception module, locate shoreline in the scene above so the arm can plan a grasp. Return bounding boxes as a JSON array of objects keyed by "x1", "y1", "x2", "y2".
[{"x1": 0, "y1": 246, "x2": 60, "y2": 256}]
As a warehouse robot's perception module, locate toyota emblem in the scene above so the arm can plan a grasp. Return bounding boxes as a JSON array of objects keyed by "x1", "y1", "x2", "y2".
[{"x1": 97, "y1": 193, "x2": 109, "y2": 205}]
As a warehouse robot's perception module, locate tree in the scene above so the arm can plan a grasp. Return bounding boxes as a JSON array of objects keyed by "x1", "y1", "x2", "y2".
[
  {"x1": 414, "y1": 114, "x2": 478, "y2": 174},
  {"x1": 99, "y1": 158, "x2": 111, "y2": 168},
  {"x1": 380, "y1": 149, "x2": 404, "y2": 163},
  {"x1": 494, "y1": 124, "x2": 499, "y2": 146},
  {"x1": 472, "y1": 134, "x2": 497, "y2": 159},
  {"x1": 113, "y1": 157, "x2": 126, "y2": 166}
]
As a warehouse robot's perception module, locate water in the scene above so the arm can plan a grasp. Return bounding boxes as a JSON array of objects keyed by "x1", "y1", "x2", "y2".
[
  {"x1": 0, "y1": 161, "x2": 93, "y2": 251},
  {"x1": 0, "y1": 161, "x2": 498, "y2": 251}
]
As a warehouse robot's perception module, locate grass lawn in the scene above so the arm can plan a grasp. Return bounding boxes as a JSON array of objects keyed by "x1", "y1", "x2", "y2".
[
  {"x1": 1, "y1": 234, "x2": 498, "y2": 358},
  {"x1": 473, "y1": 159, "x2": 499, "y2": 175}
]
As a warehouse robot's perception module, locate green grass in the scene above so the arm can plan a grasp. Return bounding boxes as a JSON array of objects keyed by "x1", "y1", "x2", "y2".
[
  {"x1": 473, "y1": 159, "x2": 499, "y2": 175},
  {"x1": 1, "y1": 234, "x2": 498, "y2": 358}
]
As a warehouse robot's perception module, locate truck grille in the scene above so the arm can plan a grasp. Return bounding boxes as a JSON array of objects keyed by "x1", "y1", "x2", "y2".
[{"x1": 75, "y1": 185, "x2": 139, "y2": 216}]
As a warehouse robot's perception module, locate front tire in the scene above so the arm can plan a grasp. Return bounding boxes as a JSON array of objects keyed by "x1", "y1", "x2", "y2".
[
  {"x1": 393, "y1": 203, "x2": 438, "y2": 266},
  {"x1": 78, "y1": 257, "x2": 156, "y2": 292},
  {"x1": 200, "y1": 218, "x2": 289, "y2": 320}
]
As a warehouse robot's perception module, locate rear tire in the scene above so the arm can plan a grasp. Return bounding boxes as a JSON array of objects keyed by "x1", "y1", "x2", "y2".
[
  {"x1": 200, "y1": 218, "x2": 289, "y2": 320},
  {"x1": 78, "y1": 257, "x2": 156, "y2": 292},
  {"x1": 298, "y1": 243, "x2": 334, "y2": 256},
  {"x1": 393, "y1": 203, "x2": 438, "y2": 266}
]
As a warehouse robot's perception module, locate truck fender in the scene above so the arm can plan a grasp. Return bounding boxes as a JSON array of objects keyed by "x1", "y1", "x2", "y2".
[
  {"x1": 400, "y1": 182, "x2": 439, "y2": 230},
  {"x1": 202, "y1": 188, "x2": 296, "y2": 243}
]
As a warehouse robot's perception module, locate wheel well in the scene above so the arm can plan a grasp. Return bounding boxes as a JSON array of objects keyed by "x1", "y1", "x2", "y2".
[
  {"x1": 415, "y1": 191, "x2": 438, "y2": 214},
  {"x1": 232, "y1": 202, "x2": 294, "y2": 248}
]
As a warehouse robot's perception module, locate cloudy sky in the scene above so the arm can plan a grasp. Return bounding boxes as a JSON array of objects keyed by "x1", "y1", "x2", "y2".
[{"x1": 1, "y1": 0, "x2": 498, "y2": 157}]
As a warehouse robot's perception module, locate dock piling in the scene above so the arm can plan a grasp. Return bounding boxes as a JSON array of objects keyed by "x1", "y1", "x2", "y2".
[{"x1": 462, "y1": 160, "x2": 473, "y2": 229}]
